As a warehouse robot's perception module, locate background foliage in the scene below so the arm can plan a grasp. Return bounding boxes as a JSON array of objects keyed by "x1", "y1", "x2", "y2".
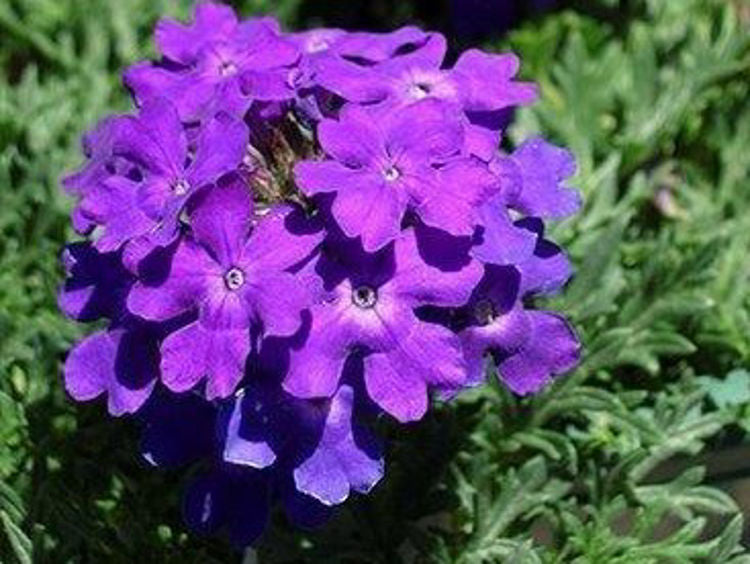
[{"x1": 1, "y1": 0, "x2": 749, "y2": 562}]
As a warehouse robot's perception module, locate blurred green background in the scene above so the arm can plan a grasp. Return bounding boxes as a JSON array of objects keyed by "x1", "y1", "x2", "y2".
[{"x1": 1, "y1": 0, "x2": 749, "y2": 562}]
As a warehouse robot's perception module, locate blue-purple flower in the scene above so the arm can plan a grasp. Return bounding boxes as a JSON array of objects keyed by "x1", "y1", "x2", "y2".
[{"x1": 59, "y1": 2, "x2": 581, "y2": 547}]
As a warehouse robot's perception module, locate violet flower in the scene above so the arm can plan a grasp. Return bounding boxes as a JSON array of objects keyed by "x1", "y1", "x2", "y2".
[
  {"x1": 60, "y1": 2, "x2": 582, "y2": 546},
  {"x1": 283, "y1": 228, "x2": 482, "y2": 421},
  {"x1": 126, "y1": 9, "x2": 298, "y2": 120},
  {"x1": 127, "y1": 179, "x2": 322, "y2": 398},
  {"x1": 64, "y1": 98, "x2": 247, "y2": 254},
  {"x1": 460, "y1": 220, "x2": 580, "y2": 393},
  {"x1": 295, "y1": 99, "x2": 499, "y2": 251}
]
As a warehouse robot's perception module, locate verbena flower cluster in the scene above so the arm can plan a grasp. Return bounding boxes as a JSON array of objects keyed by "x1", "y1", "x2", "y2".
[{"x1": 59, "y1": 2, "x2": 581, "y2": 546}]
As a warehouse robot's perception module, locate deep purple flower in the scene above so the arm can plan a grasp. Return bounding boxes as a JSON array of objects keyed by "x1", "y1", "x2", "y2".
[
  {"x1": 58, "y1": 243, "x2": 176, "y2": 415},
  {"x1": 222, "y1": 372, "x2": 383, "y2": 505},
  {"x1": 312, "y1": 33, "x2": 536, "y2": 160},
  {"x1": 283, "y1": 229, "x2": 482, "y2": 421},
  {"x1": 64, "y1": 98, "x2": 247, "y2": 254},
  {"x1": 60, "y1": 7, "x2": 583, "y2": 546},
  {"x1": 460, "y1": 222, "x2": 579, "y2": 393},
  {"x1": 58, "y1": 243, "x2": 133, "y2": 322},
  {"x1": 126, "y1": 8, "x2": 298, "y2": 120},
  {"x1": 127, "y1": 179, "x2": 322, "y2": 398},
  {"x1": 491, "y1": 137, "x2": 581, "y2": 219},
  {"x1": 64, "y1": 324, "x2": 161, "y2": 416},
  {"x1": 295, "y1": 100, "x2": 500, "y2": 251}
]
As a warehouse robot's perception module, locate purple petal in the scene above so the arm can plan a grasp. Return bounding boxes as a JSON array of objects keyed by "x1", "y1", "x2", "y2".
[
  {"x1": 515, "y1": 218, "x2": 573, "y2": 295},
  {"x1": 331, "y1": 181, "x2": 404, "y2": 252},
  {"x1": 222, "y1": 392, "x2": 277, "y2": 469},
  {"x1": 472, "y1": 198, "x2": 538, "y2": 265},
  {"x1": 335, "y1": 26, "x2": 433, "y2": 63},
  {"x1": 187, "y1": 112, "x2": 248, "y2": 188},
  {"x1": 240, "y1": 68, "x2": 295, "y2": 101},
  {"x1": 363, "y1": 321, "x2": 465, "y2": 422},
  {"x1": 459, "y1": 306, "x2": 532, "y2": 386},
  {"x1": 294, "y1": 160, "x2": 371, "y2": 196},
  {"x1": 127, "y1": 237, "x2": 216, "y2": 321},
  {"x1": 64, "y1": 328, "x2": 157, "y2": 416},
  {"x1": 294, "y1": 385, "x2": 383, "y2": 505},
  {"x1": 393, "y1": 228, "x2": 482, "y2": 307},
  {"x1": 188, "y1": 180, "x2": 253, "y2": 267},
  {"x1": 312, "y1": 56, "x2": 385, "y2": 103},
  {"x1": 237, "y1": 22, "x2": 299, "y2": 70},
  {"x1": 498, "y1": 311, "x2": 580, "y2": 395},
  {"x1": 505, "y1": 138, "x2": 581, "y2": 218},
  {"x1": 317, "y1": 105, "x2": 383, "y2": 166},
  {"x1": 156, "y1": 3, "x2": 239, "y2": 65},
  {"x1": 240, "y1": 204, "x2": 323, "y2": 271},
  {"x1": 245, "y1": 271, "x2": 310, "y2": 337},
  {"x1": 136, "y1": 98, "x2": 187, "y2": 174},
  {"x1": 84, "y1": 177, "x2": 156, "y2": 253},
  {"x1": 284, "y1": 308, "x2": 357, "y2": 399},
  {"x1": 415, "y1": 159, "x2": 500, "y2": 236},
  {"x1": 452, "y1": 50, "x2": 538, "y2": 112},
  {"x1": 160, "y1": 321, "x2": 250, "y2": 399},
  {"x1": 384, "y1": 99, "x2": 463, "y2": 162},
  {"x1": 58, "y1": 243, "x2": 133, "y2": 322}
]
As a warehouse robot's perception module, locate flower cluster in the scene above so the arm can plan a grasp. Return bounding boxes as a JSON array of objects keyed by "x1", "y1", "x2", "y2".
[{"x1": 60, "y1": 2, "x2": 581, "y2": 546}]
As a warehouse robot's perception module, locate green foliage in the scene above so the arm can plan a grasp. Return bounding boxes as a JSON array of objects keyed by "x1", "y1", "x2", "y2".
[{"x1": 1, "y1": 0, "x2": 749, "y2": 562}]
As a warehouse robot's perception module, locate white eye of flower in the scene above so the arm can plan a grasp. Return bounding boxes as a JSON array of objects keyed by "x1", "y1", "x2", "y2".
[
  {"x1": 352, "y1": 285, "x2": 378, "y2": 309},
  {"x1": 172, "y1": 178, "x2": 190, "y2": 196},
  {"x1": 224, "y1": 267, "x2": 246, "y2": 291},
  {"x1": 383, "y1": 165, "x2": 400, "y2": 182},
  {"x1": 408, "y1": 82, "x2": 431, "y2": 99},
  {"x1": 308, "y1": 38, "x2": 329, "y2": 53},
  {"x1": 218, "y1": 60, "x2": 237, "y2": 76}
]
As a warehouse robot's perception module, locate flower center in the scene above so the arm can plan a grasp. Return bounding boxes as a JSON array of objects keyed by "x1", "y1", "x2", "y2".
[
  {"x1": 474, "y1": 299, "x2": 496, "y2": 325},
  {"x1": 383, "y1": 165, "x2": 400, "y2": 182},
  {"x1": 308, "y1": 38, "x2": 330, "y2": 53},
  {"x1": 218, "y1": 60, "x2": 237, "y2": 77},
  {"x1": 409, "y1": 82, "x2": 431, "y2": 99},
  {"x1": 172, "y1": 178, "x2": 190, "y2": 196},
  {"x1": 224, "y1": 267, "x2": 245, "y2": 291},
  {"x1": 352, "y1": 285, "x2": 377, "y2": 309}
]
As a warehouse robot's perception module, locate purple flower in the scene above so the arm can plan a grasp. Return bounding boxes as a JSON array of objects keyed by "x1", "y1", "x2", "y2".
[
  {"x1": 312, "y1": 33, "x2": 536, "y2": 160},
  {"x1": 64, "y1": 324, "x2": 161, "y2": 416},
  {"x1": 59, "y1": 242, "x2": 167, "y2": 415},
  {"x1": 295, "y1": 100, "x2": 499, "y2": 251},
  {"x1": 60, "y1": 10, "x2": 583, "y2": 547},
  {"x1": 459, "y1": 222, "x2": 579, "y2": 393},
  {"x1": 283, "y1": 228, "x2": 482, "y2": 422},
  {"x1": 492, "y1": 137, "x2": 581, "y2": 219},
  {"x1": 64, "y1": 98, "x2": 247, "y2": 254},
  {"x1": 222, "y1": 371, "x2": 383, "y2": 506},
  {"x1": 58, "y1": 242, "x2": 133, "y2": 322},
  {"x1": 126, "y1": 7, "x2": 298, "y2": 120},
  {"x1": 127, "y1": 179, "x2": 322, "y2": 398}
]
